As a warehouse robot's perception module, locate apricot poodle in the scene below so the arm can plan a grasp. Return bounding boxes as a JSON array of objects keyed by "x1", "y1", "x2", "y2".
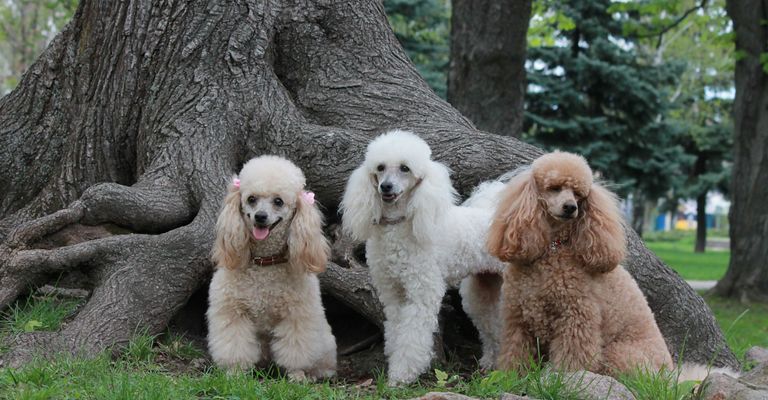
[
  {"x1": 207, "y1": 156, "x2": 336, "y2": 380},
  {"x1": 488, "y1": 151, "x2": 673, "y2": 376}
]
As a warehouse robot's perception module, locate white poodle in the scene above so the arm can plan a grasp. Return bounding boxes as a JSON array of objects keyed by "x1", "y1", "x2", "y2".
[
  {"x1": 206, "y1": 156, "x2": 336, "y2": 381},
  {"x1": 340, "y1": 130, "x2": 506, "y2": 385}
]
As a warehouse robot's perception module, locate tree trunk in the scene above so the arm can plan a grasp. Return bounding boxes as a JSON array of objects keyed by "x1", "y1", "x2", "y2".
[
  {"x1": 713, "y1": 0, "x2": 768, "y2": 303},
  {"x1": 0, "y1": 0, "x2": 737, "y2": 370},
  {"x1": 631, "y1": 192, "x2": 646, "y2": 237},
  {"x1": 447, "y1": 0, "x2": 532, "y2": 137},
  {"x1": 695, "y1": 191, "x2": 707, "y2": 253}
]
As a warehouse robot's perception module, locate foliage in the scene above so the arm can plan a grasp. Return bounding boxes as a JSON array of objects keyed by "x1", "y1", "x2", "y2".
[
  {"x1": 616, "y1": 0, "x2": 734, "y2": 216},
  {"x1": 385, "y1": 0, "x2": 450, "y2": 98},
  {"x1": 528, "y1": 0, "x2": 576, "y2": 48},
  {"x1": 523, "y1": 0, "x2": 690, "y2": 200},
  {"x1": 0, "y1": 0, "x2": 79, "y2": 94}
]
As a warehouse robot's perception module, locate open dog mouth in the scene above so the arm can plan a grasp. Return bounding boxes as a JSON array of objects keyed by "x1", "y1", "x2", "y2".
[
  {"x1": 252, "y1": 218, "x2": 283, "y2": 240},
  {"x1": 381, "y1": 193, "x2": 399, "y2": 203}
]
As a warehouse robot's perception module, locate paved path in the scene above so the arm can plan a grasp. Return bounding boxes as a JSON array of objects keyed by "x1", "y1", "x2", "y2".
[{"x1": 686, "y1": 280, "x2": 718, "y2": 290}]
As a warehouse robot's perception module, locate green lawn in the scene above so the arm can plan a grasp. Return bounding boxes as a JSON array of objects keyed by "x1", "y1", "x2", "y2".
[
  {"x1": 705, "y1": 294, "x2": 768, "y2": 363},
  {"x1": 0, "y1": 347, "x2": 698, "y2": 400},
  {"x1": 644, "y1": 231, "x2": 729, "y2": 281},
  {"x1": 0, "y1": 291, "x2": 751, "y2": 400},
  {"x1": 1, "y1": 234, "x2": 764, "y2": 400}
]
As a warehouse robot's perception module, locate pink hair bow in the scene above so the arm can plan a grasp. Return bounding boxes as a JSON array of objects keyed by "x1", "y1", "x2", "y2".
[
  {"x1": 232, "y1": 178, "x2": 241, "y2": 188},
  {"x1": 301, "y1": 191, "x2": 315, "y2": 205}
]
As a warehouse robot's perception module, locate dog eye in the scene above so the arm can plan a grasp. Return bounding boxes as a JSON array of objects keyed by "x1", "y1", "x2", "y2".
[
  {"x1": 247, "y1": 195, "x2": 257, "y2": 204},
  {"x1": 400, "y1": 165, "x2": 410, "y2": 173},
  {"x1": 273, "y1": 197, "x2": 284, "y2": 207},
  {"x1": 377, "y1": 164, "x2": 385, "y2": 172},
  {"x1": 549, "y1": 186, "x2": 561, "y2": 192}
]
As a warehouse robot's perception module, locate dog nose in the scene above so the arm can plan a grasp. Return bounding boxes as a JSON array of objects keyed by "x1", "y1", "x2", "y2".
[
  {"x1": 380, "y1": 182, "x2": 393, "y2": 193},
  {"x1": 562, "y1": 203, "x2": 577, "y2": 215},
  {"x1": 254, "y1": 212, "x2": 268, "y2": 224}
]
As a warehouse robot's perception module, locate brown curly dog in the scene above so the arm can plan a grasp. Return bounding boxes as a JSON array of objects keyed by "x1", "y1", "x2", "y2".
[{"x1": 488, "y1": 151, "x2": 673, "y2": 376}]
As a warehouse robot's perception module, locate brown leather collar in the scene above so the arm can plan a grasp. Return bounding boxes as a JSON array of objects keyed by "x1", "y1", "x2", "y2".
[{"x1": 251, "y1": 250, "x2": 289, "y2": 267}]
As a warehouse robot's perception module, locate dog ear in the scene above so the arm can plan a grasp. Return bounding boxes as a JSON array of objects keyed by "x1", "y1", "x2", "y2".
[
  {"x1": 487, "y1": 170, "x2": 549, "y2": 264},
  {"x1": 288, "y1": 193, "x2": 330, "y2": 274},
  {"x1": 407, "y1": 160, "x2": 458, "y2": 244},
  {"x1": 572, "y1": 183, "x2": 626, "y2": 273},
  {"x1": 211, "y1": 178, "x2": 251, "y2": 270},
  {"x1": 340, "y1": 165, "x2": 381, "y2": 241}
]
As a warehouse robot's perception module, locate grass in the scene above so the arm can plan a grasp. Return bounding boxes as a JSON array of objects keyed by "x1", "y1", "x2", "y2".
[
  {"x1": 0, "y1": 350, "x2": 702, "y2": 400},
  {"x1": 0, "y1": 294, "x2": 710, "y2": 400},
  {"x1": 1, "y1": 229, "x2": 764, "y2": 400},
  {"x1": 2, "y1": 294, "x2": 81, "y2": 335},
  {"x1": 644, "y1": 230, "x2": 768, "y2": 363},
  {"x1": 644, "y1": 230, "x2": 729, "y2": 281},
  {"x1": 705, "y1": 294, "x2": 768, "y2": 363}
]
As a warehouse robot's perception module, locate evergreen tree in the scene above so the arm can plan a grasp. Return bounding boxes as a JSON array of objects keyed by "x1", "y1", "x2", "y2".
[
  {"x1": 523, "y1": 0, "x2": 690, "y2": 233},
  {"x1": 617, "y1": 0, "x2": 734, "y2": 250},
  {"x1": 385, "y1": 0, "x2": 450, "y2": 98}
]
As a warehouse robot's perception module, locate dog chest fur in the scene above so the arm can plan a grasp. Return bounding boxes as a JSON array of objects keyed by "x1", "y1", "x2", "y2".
[{"x1": 210, "y1": 266, "x2": 319, "y2": 330}]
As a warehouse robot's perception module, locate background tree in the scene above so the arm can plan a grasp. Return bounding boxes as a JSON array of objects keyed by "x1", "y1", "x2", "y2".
[
  {"x1": 522, "y1": 0, "x2": 690, "y2": 236},
  {"x1": 617, "y1": 0, "x2": 734, "y2": 252},
  {"x1": 0, "y1": 0, "x2": 78, "y2": 94},
  {"x1": 447, "y1": 0, "x2": 532, "y2": 137},
  {"x1": 385, "y1": 0, "x2": 450, "y2": 98},
  {"x1": 713, "y1": 0, "x2": 768, "y2": 302},
  {"x1": 0, "y1": 0, "x2": 737, "y2": 370}
]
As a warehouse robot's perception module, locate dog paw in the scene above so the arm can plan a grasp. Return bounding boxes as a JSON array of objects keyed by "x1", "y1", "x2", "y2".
[
  {"x1": 387, "y1": 378, "x2": 407, "y2": 387},
  {"x1": 312, "y1": 368, "x2": 336, "y2": 380},
  {"x1": 479, "y1": 354, "x2": 496, "y2": 370},
  {"x1": 287, "y1": 370, "x2": 309, "y2": 382},
  {"x1": 387, "y1": 371, "x2": 416, "y2": 387}
]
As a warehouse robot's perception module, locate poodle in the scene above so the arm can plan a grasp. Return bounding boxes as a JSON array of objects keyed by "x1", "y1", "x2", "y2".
[
  {"x1": 340, "y1": 130, "x2": 506, "y2": 385},
  {"x1": 488, "y1": 151, "x2": 674, "y2": 376},
  {"x1": 207, "y1": 156, "x2": 336, "y2": 381}
]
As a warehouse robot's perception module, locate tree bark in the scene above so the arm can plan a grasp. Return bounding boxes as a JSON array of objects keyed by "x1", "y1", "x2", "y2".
[
  {"x1": 0, "y1": 0, "x2": 737, "y2": 370},
  {"x1": 713, "y1": 0, "x2": 768, "y2": 302},
  {"x1": 695, "y1": 191, "x2": 707, "y2": 253},
  {"x1": 447, "y1": 0, "x2": 532, "y2": 137},
  {"x1": 631, "y1": 192, "x2": 646, "y2": 237}
]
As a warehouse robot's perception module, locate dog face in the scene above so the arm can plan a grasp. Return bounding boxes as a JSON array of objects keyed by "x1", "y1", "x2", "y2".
[
  {"x1": 488, "y1": 151, "x2": 626, "y2": 272},
  {"x1": 239, "y1": 190, "x2": 296, "y2": 241},
  {"x1": 537, "y1": 180, "x2": 586, "y2": 222},
  {"x1": 212, "y1": 155, "x2": 330, "y2": 273},
  {"x1": 340, "y1": 130, "x2": 458, "y2": 243},
  {"x1": 531, "y1": 154, "x2": 592, "y2": 224},
  {"x1": 372, "y1": 162, "x2": 421, "y2": 204}
]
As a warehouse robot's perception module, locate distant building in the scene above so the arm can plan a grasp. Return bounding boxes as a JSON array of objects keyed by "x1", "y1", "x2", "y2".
[{"x1": 655, "y1": 192, "x2": 730, "y2": 231}]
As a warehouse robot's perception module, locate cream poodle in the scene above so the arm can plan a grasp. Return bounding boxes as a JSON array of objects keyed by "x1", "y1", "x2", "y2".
[
  {"x1": 340, "y1": 130, "x2": 506, "y2": 385},
  {"x1": 488, "y1": 151, "x2": 674, "y2": 376},
  {"x1": 207, "y1": 156, "x2": 336, "y2": 380}
]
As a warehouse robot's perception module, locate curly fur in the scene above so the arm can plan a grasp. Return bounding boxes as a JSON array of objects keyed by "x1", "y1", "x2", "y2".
[
  {"x1": 489, "y1": 151, "x2": 673, "y2": 377},
  {"x1": 207, "y1": 156, "x2": 336, "y2": 380},
  {"x1": 340, "y1": 130, "x2": 505, "y2": 385}
]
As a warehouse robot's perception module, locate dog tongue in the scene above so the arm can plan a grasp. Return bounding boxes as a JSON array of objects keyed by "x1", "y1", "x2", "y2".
[{"x1": 252, "y1": 227, "x2": 270, "y2": 240}]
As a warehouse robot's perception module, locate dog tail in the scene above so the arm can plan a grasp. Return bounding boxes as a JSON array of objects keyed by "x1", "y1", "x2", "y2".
[
  {"x1": 676, "y1": 362, "x2": 740, "y2": 382},
  {"x1": 463, "y1": 167, "x2": 530, "y2": 209}
]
